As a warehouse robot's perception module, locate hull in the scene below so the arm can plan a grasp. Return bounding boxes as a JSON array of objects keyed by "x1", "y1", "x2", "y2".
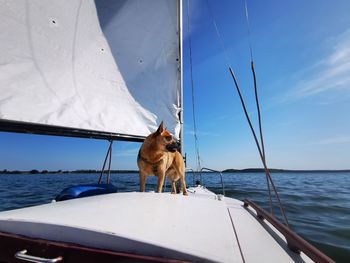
[{"x1": 0, "y1": 186, "x2": 322, "y2": 262}]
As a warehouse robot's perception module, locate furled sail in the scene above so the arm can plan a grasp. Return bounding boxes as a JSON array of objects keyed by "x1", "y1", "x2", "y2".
[{"x1": 0, "y1": 0, "x2": 181, "y2": 141}]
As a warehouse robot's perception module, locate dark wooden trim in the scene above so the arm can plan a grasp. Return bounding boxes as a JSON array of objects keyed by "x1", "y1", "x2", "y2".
[
  {"x1": 243, "y1": 199, "x2": 335, "y2": 263},
  {"x1": 0, "y1": 231, "x2": 187, "y2": 263},
  {"x1": 0, "y1": 119, "x2": 145, "y2": 142}
]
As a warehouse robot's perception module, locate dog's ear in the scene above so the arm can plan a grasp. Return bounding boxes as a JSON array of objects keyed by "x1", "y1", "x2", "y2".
[
  {"x1": 155, "y1": 121, "x2": 164, "y2": 135},
  {"x1": 161, "y1": 130, "x2": 171, "y2": 137}
]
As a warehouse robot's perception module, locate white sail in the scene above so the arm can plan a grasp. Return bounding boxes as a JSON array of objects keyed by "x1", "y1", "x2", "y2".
[{"x1": 0, "y1": 0, "x2": 181, "y2": 139}]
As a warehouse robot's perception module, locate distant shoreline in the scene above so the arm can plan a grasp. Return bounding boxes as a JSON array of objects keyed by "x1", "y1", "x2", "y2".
[
  {"x1": 1, "y1": 168, "x2": 350, "y2": 174},
  {"x1": 0, "y1": 169, "x2": 139, "y2": 174},
  {"x1": 221, "y1": 168, "x2": 350, "y2": 173}
]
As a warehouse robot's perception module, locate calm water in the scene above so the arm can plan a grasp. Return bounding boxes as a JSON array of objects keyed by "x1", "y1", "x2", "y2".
[{"x1": 0, "y1": 172, "x2": 349, "y2": 262}]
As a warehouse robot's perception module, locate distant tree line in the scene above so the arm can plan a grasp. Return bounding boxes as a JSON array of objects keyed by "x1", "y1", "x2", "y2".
[
  {"x1": 222, "y1": 168, "x2": 350, "y2": 173},
  {"x1": 0, "y1": 169, "x2": 139, "y2": 174}
]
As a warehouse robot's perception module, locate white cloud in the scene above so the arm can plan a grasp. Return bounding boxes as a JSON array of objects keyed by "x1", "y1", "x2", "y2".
[
  {"x1": 314, "y1": 135, "x2": 350, "y2": 145},
  {"x1": 283, "y1": 29, "x2": 350, "y2": 101},
  {"x1": 183, "y1": 0, "x2": 205, "y2": 40}
]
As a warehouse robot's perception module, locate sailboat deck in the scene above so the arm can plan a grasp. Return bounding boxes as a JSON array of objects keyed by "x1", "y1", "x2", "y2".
[{"x1": 0, "y1": 187, "x2": 313, "y2": 262}]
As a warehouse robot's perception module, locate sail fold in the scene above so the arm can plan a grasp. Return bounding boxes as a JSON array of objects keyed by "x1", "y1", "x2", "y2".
[{"x1": 0, "y1": 0, "x2": 181, "y2": 139}]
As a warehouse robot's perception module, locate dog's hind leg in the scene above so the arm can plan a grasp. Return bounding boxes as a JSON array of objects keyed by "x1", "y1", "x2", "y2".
[
  {"x1": 171, "y1": 180, "x2": 177, "y2": 194},
  {"x1": 173, "y1": 165, "x2": 188, "y2": 196},
  {"x1": 139, "y1": 171, "x2": 147, "y2": 192},
  {"x1": 180, "y1": 176, "x2": 188, "y2": 196}
]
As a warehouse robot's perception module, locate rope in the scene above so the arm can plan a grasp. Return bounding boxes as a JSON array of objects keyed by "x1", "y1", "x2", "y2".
[
  {"x1": 107, "y1": 140, "x2": 113, "y2": 184},
  {"x1": 251, "y1": 61, "x2": 274, "y2": 216},
  {"x1": 243, "y1": 0, "x2": 274, "y2": 215},
  {"x1": 98, "y1": 140, "x2": 113, "y2": 184},
  {"x1": 187, "y1": 0, "x2": 202, "y2": 172},
  {"x1": 243, "y1": 0, "x2": 266, "y2": 158},
  {"x1": 229, "y1": 66, "x2": 289, "y2": 227},
  {"x1": 205, "y1": 0, "x2": 289, "y2": 226}
]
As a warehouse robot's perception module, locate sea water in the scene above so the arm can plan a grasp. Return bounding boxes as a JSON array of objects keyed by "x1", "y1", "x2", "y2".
[{"x1": 0, "y1": 172, "x2": 349, "y2": 262}]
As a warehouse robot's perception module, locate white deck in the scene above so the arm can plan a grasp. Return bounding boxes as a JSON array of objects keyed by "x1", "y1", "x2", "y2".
[{"x1": 0, "y1": 186, "x2": 313, "y2": 262}]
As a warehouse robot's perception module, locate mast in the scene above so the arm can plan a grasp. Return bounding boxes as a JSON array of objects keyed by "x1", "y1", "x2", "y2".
[{"x1": 179, "y1": 0, "x2": 184, "y2": 153}]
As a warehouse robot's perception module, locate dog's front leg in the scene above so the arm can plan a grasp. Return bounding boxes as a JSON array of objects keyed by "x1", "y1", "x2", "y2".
[
  {"x1": 139, "y1": 171, "x2": 147, "y2": 192},
  {"x1": 156, "y1": 171, "x2": 166, "y2": 193}
]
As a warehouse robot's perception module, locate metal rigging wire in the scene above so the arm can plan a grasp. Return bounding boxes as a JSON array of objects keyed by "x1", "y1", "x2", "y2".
[
  {"x1": 187, "y1": 0, "x2": 202, "y2": 172},
  {"x1": 205, "y1": 0, "x2": 289, "y2": 226},
  {"x1": 206, "y1": 0, "x2": 231, "y2": 67},
  {"x1": 243, "y1": 0, "x2": 254, "y2": 62}
]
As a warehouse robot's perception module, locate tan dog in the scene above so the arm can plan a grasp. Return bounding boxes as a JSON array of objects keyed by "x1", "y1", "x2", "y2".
[{"x1": 137, "y1": 121, "x2": 188, "y2": 195}]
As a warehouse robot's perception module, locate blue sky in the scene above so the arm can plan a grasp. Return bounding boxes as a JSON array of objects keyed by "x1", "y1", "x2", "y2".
[{"x1": 1, "y1": 0, "x2": 350, "y2": 171}]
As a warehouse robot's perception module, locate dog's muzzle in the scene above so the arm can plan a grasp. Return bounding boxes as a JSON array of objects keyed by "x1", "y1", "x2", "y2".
[{"x1": 166, "y1": 140, "x2": 181, "y2": 153}]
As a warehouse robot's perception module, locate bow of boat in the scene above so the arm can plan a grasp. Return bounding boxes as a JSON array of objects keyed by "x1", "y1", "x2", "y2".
[{"x1": 0, "y1": 186, "x2": 317, "y2": 262}]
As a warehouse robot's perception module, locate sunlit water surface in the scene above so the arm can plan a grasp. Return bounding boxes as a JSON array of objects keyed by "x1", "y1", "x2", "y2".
[{"x1": 0, "y1": 172, "x2": 349, "y2": 262}]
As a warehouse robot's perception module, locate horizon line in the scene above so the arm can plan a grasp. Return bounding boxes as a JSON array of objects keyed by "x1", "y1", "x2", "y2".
[{"x1": 1, "y1": 168, "x2": 350, "y2": 174}]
